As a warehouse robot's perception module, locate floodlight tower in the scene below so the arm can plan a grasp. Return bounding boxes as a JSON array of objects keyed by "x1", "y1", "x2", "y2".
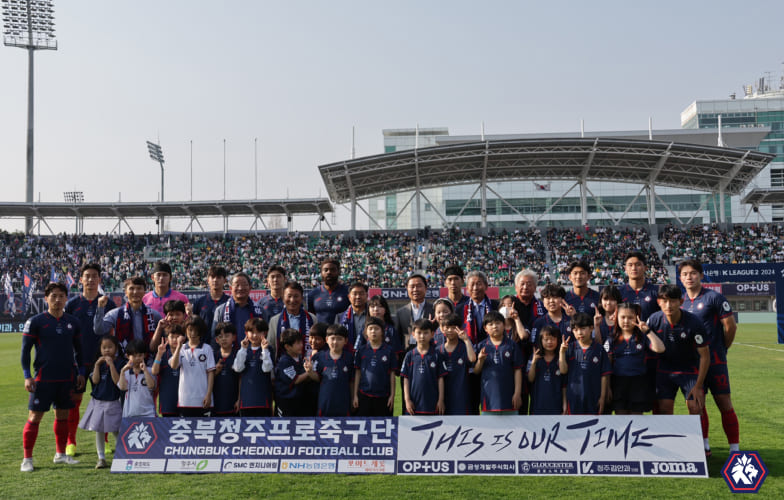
[
  {"x1": 147, "y1": 140, "x2": 165, "y2": 233},
  {"x1": 2, "y1": 0, "x2": 57, "y2": 234}
]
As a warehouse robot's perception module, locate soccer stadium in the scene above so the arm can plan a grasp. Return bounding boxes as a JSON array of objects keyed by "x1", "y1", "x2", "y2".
[{"x1": 1, "y1": 1, "x2": 782, "y2": 498}]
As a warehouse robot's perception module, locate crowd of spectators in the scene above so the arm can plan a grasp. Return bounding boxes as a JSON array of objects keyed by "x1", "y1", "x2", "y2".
[
  {"x1": 6, "y1": 224, "x2": 778, "y2": 294},
  {"x1": 548, "y1": 226, "x2": 668, "y2": 285},
  {"x1": 661, "y1": 223, "x2": 784, "y2": 265}
]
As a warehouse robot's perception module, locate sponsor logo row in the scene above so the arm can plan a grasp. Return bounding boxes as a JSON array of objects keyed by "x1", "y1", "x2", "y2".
[{"x1": 115, "y1": 458, "x2": 704, "y2": 477}]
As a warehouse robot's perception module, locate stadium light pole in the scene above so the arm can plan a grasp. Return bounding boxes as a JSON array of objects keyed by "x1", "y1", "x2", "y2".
[
  {"x1": 147, "y1": 140, "x2": 165, "y2": 233},
  {"x1": 2, "y1": 0, "x2": 57, "y2": 234}
]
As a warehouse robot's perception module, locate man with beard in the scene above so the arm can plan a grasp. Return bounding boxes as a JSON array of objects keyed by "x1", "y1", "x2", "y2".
[{"x1": 307, "y1": 258, "x2": 349, "y2": 324}]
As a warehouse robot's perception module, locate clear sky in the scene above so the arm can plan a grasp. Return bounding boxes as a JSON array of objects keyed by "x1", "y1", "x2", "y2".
[{"x1": 1, "y1": 0, "x2": 783, "y2": 233}]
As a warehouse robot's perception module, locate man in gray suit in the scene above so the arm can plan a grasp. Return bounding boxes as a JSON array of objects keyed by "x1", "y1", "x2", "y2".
[{"x1": 394, "y1": 272, "x2": 435, "y2": 350}]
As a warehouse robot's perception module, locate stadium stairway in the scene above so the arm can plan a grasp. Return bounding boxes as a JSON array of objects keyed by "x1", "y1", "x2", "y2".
[{"x1": 649, "y1": 231, "x2": 676, "y2": 282}]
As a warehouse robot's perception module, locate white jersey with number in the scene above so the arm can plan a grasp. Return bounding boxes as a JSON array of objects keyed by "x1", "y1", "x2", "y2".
[{"x1": 177, "y1": 343, "x2": 216, "y2": 408}]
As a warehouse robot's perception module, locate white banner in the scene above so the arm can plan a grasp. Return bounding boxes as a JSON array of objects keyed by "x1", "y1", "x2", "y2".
[{"x1": 397, "y1": 415, "x2": 707, "y2": 477}]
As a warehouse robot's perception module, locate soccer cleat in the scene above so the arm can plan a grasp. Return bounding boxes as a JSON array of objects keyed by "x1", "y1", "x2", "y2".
[
  {"x1": 53, "y1": 453, "x2": 80, "y2": 465},
  {"x1": 65, "y1": 444, "x2": 76, "y2": 457},
  {"x1": 704, "y1": 448, "x2": 712, "y2": 458},
  {"x1": 20, "y1": 458, "x2": 34, "y2": 472},
  {"x1": 95, "y1": 459, "x2": 108, "y2": 469}
]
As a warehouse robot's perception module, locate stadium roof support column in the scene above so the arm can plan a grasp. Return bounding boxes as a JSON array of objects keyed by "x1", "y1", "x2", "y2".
[
  {"x1": 719, "y1": 186, "x2": 725, "y2": 225},
  {"x1": 414, "y1": 149, "x2": 421, "y2": 229},
  {"x1": 647, "y1": 183, "x2": 656, "y2": 225},
  {"x1": 579, "y1": 139, "x2": 598, "y2": 227},
  {"x1": 343, "y1": 162, "x2": 357, "y2": 232},
  {"x1": 481, "y1": 141, "x2": 488, "y2": 229}
]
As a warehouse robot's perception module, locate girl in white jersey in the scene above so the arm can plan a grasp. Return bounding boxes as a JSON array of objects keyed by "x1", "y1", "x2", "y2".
[
  {"x1": 169, "y1": 317, "x2": 215, "y2": 417},
  {"x1": 117, "y1": 339, "x2": 156, "y2": 420}
]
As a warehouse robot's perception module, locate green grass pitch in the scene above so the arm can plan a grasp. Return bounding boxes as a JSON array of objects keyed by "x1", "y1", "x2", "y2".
[{"x1": 0, "y1": 325, "x2": 781, "y2": 499}]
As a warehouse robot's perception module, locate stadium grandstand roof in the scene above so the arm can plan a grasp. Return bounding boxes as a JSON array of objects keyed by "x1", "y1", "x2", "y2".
[
  {"x1": 741, "y1": 187, "x2": 784, "y2": 207},
  {"x1": 0, "y1": 198, "x2": 332, "y2": 219},
  {"x1": 319, "y1": 134, "x2": 775, "y2": 204}
]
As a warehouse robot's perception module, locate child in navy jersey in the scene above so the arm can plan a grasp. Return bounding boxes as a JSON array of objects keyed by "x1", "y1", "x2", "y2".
[
  {"x1": 212, "y1": 322, "x2": 239, "y2": 416},
  {"x1": 275, "y1": 329, "x2": 312, "y2": 417},
  {"x1": 353, "y1": 317, "x2": 398, "y2": 416},
  {"x1": 531, "y1": 284, "x2": 573, "y2": 344},
  {"x1": 233, "y1": 319, "x2": 274, "y2": 416},
  {"x1": 151, "y1": 325, "x2": 185, "y2": 416},
  {"x1": 607, "y1": 303, "x2": 664, "y2": 414},
  {"x1": 528, "y1": 325, "x2": 566, "y2": 415},
  {"x1": 309, "y1": 325, "x2": 354, "y2": 416},
  {"x1": 431, "y1": 298, "x2": 455, "y2": 348},
  {"x1": 474, "y1": 311, "x2": 524, "y2": 414},
  {"x1": 436, "y1": 313, "x2": 476, "y2": 415},
  {"x1": 401, "y1": 319, "x2": 446, "y2": 415},
  {"x1": 560, "y1": 313, "x2": 611, "y2": 415},
  {"x1": 78, "y1": 335, "x2": 124, "y2": 469}
]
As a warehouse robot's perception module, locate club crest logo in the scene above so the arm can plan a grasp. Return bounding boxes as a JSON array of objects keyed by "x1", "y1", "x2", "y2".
[
  {"x1": 121, "y1": 421, "x2": 158, "y2": 454},
  {"x1": 199, "y1": 354, "x2": 207, "y2": 362},
  {"x1": 722, "y1": 452, "x2": 768, "y2": 493}
]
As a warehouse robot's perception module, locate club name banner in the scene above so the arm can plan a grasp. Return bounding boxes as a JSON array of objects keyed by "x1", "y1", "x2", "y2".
[{"x1": 113, "y1": 415, "x2": 706, "y2": 477}]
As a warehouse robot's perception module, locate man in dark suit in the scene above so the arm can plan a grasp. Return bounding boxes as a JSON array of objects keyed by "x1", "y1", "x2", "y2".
[
  {"x1": 463, "y1": 270, "x2": 499, "y2": 415},
  {"x1": 394, "y1": 272, "x2": 435, "y2": 350},
  {"x1": 394, "y1": 272, "x2": 434, "y2": 415}
]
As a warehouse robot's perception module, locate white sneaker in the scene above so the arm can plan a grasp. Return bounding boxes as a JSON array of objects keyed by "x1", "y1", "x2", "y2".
[
  {"x1": 20, "y1": 458, "x2": 34, "y2": 472},
  {"x1": 53, "y1": 453, "x2": 79, "y2": 465}
]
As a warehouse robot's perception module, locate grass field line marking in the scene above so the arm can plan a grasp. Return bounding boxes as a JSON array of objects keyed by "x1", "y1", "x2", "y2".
[{"x1": 734, "y1": 342, "x2": 784, "y2": 353}]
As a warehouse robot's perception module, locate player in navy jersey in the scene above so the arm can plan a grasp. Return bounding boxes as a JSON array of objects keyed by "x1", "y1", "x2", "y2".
[
  {"x1": 309, "y1": 325, "x2": 354, "y2": 417},
  {"x1": 565, "y1": 261, "x2": 601, "y2": 317},
  {"x1": 335, "y1": 282, "x2": 369, "y2": 352},
  {"x1": 443, "y1": 265, "x2": 470, "y2": 321},
  {"x1": 679, "y1": 259, "x2": 740, "y2": 455},
  {"x1": 21, "y1": 282, "x2": 84, "y2": 472},
  {"x1": 233, "y1": 319, "x2": 274, "y2": 416},
  {"x1": 528, "y1": 325, "x2": 566, "y2": 415},
  {"x1": 648, "y1": 284, "x2": 710, "y2": 418},
  {"x1": 474, "y1": 311, "x2": 524, "y2": 414},
  {"x1": 619, "y1": 252, "x2": 660, "y2": 321},
  {"x1": 559, "y1": 313, "x2": 611, "y2": 415},
  {"x1": 212, "y1": 322, "x2": 239, "y2": 416},
  {"x1": 190, "y1": 265, "x2": 229, "y2": 335},
  {"x1": 151, "y1": 325, "x2": 185, "y2": 416},
  {"x1": 353, "y1": 317, "x2": 398, "y2": 416},
  {"x1": 401, "y1": 319, "x2": 447, "y2": 415},
  {"x1": 436, "y1": 313, "x2": 476, "y2": 415},
  {"x1": 307, "y1": 258, "x2": 350, "y2": 324},
  {"x1": 258, "y1": 265, "x2": 286, "y2": 322},
  {"x1": 64, "y1": 262, "x2": 116, "y2": 458}
]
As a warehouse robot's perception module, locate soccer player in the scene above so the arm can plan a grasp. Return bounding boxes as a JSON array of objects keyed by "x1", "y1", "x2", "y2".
[
  {"x1": 648, "y1": 284, "x2": 710, "y2": 418},
  {"x1": 64, "y1": 262, "x2": 116, "y2": 458},
  {"x1": 619, "y1": 251, "x2": 660, "y2": 321},
  {"x1": 474, "y1": 311, "x2": 524, "y2": 414},
  {"x1": 21, "y1": 282, "x2": 84, "y2": 472},
  {"x1": 564, "y1": 260, "x2": 600, "y2": 316},
  {"x1": 353, "y1": 317, "x2": 398, "y2": 416},
  {"x1": 335, "y1": 281, "x2": 369, "y2": 351},
  {"x1": 560, "y1": 313, "x2": 611, "y2": 415},
  {"x1": 142, "y1": 262, "x2": 190, "y2": 315},
  {"x1": 401, "y1": 319, "x2": 447, "y2": 415},
  {"x1": 307, "y1": 258, "x2": 350, "y2": 324},
  {"x1": 212, "y1": 272, "x2": 262, "y2": 345},
  {"x1": 443, "y1": 265, "x2": 469, "y2": 320},
  {"x1": 258, "y1": 265, "x2": 286, "y2": 322},
  {"x1": 309, "y1": 325, "x2": 354, "y2": 416},
  {"x1": 268, "y1": 281, "x2": 317, "y2": 361},
  {"x1": 679, "y1": 259, "x2": 740, "y2": 455},
  {"x1": 94, "y1": 276, "x2": 162, "y2": 351},
  {"x1": 190, "y1": 265, "x2": 229, "y2": 332}
]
